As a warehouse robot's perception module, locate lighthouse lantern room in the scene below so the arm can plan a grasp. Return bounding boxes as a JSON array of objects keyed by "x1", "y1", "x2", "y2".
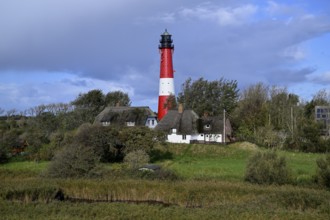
[{"x1": 158, "y1": 29, "x2": 175, "y2": 120}]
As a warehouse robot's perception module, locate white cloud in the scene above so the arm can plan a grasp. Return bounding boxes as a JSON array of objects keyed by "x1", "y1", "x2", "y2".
[
  {"x1": 179, "y1": 3, "x2": 258, "y2": 26},
  {"x1": 309, "y1": 71, "x2": 330, "y2": 84},
  {"x1": 281, "y1": 46, "x2": 306, "y2": 61},
  {"x1": 266, "y1": 0, "x2": 300, "y2": 16},
  {"x1": 157, "y1": 13, "x2": 176, "y2": 23}
]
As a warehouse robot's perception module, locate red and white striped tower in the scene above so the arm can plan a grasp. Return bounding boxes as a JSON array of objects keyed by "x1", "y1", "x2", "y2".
[{"x1": 158, "y1": 29, "x2": 175, "y2": 120}]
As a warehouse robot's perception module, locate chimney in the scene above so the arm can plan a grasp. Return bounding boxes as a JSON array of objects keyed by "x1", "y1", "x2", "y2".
[
  {"x1": 203, "y1": 111, "x2": 209, "y2": 118},
  {"x1": 178, "y1": 103, "x2": 184, "y2": 113}
]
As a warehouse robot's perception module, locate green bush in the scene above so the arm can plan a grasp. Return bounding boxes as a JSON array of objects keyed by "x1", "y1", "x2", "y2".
[
  {"x1": 73, "y1": 123, "x2": 120, "y2": 162},
  {"x1": 46, "y1": 144, "x2": 101, "y2": 178},
  {"x1": 119, "y1": 127, "x2": 156, "y2": 154},
  {"x1": 244, "y1": 151, "x2": 291, "y2": 185},
  {"x1": 124, "y1": 150, "x2": 149, "y2": 169},
  {"x1": 316, "y1": 154, "x2": 330, "y2": 188},
  {"x1": 0, "y1": 145, "x2": 10, "y2": 164}
]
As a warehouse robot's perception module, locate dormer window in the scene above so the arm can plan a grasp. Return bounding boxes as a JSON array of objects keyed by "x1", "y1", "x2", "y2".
[
  {"x1": 205, "y1": 124, "x2": 211, "y2": 129},
  {"x1": 126, "y1": 122, "x2": 135, "y2": 127},
  {"x1": 102, "y1": 121, "x2": 110, "y2": 126},
  {"x1": 171, "y1": 128, "x2": 177, "y2": 134}
]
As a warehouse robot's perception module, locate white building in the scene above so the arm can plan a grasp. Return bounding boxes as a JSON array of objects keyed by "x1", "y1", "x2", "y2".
[{"x1": 155, "y1": 106, "x2": 232, "y2": 144}]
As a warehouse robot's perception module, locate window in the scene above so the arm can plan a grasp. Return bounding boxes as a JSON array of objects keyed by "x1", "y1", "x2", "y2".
[
  {"x1": 126, "y1": 122, "x2": 135, "y2": 127},
  {"x1": 182, "y1": 135, "x2": 186, "y2": 140},
  {"x1": 102, "y1": 121, "x2": 110, "y2": 126},
  {"x1": 152, "y1": 120, "x2": 155, "y2": 125}
]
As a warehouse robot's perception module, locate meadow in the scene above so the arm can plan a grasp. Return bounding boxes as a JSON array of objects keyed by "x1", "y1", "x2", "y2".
[{"x1": 1, "y1": 142, "x2": 329, "y2": 219}]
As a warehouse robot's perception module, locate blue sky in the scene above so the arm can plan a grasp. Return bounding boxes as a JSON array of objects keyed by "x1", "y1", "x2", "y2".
[{"x1": 0, "y1": 0, "x2": 330, "y2": 113}]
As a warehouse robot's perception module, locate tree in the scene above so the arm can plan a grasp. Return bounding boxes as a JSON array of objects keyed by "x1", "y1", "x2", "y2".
[
  {"x1": 105, "y1": 91, "x2": 131, "y2": 107},
  {"x1": 233, "y1": 83, "x2": 269, "y2": 139},
  {"x1": 304, "y1": 89, "x2": 329, "y2": 119},
  {"x1": 72, "y1": 89, "x2": 105, "y2": 109},
  {"x1": 6, "y1": 109, "x2": 17, "y2": 117},
  {"x1": 73, "y1": 123, "x2": 120, "y2": 162},
  {"x1": 268, "y1": 87, "x2": 299, "y2": 131},
  {"x1": 178, "y1": 77, "x2": 239, "y2": 116},
  {"x1": 283, "y1": 89, "x2": 330, "y2": 152},
  {"x1": 71, "y1": 89, "x2": 105, "y2": 122},
  {"x1": 0, "y1": 144, "x2": 10, "y2": 163},
  {"x1": 288, "y1": 118, "x2": 326, "y2": 152},
  {"x1": 1, "y1": 129, "x2": 21, "y2": 149},
  {"x1": 164, "y1": 94, "x2": 177, "y2": 110},
  {"x1": 118, "y1": 127, "x2": 156, "y2": 154},
  {"x1": 57, "y1": 110, "x2": 86, "y2": 131}
]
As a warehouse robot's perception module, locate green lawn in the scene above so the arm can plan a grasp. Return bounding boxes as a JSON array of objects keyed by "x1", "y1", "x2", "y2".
[
  {"x1": 167, "y1": 157, "x2": 246, "y2": 181},
  {"x1": 1, "y1": 161, "x2": 48, "y2": 172},
  {"x1": 161, "y1": 142, "x2": 322, "y2": 184}
]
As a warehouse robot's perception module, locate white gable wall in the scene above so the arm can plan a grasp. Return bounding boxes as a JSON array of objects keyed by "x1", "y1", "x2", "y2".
[
  {"x1": 205, "y1": 134, "x2": 222, "y2": 142},
  {"x1": 167, "y1": 133, "x2": 222, "y2": 143},
  {"x1": 145, "y1": 117, "x2": 158, "y2": 129},
  {"x1": 167, "y1": 134, "x2": 192, "y2": 144}
]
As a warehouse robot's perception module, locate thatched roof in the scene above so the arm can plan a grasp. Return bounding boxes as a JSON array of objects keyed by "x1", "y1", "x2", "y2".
[
  {"x1": 200, "y1": 116, "x2": 232, "y2": 135},
  {"x1": 155, "y1": 110, "x2": 199, "y2": 135},
  {"x1": 156, "y1": 110, "x2": 232, "y2": 135},
  {"x1": 94, "y1": 106, "x2": 156, "y2": 126}
]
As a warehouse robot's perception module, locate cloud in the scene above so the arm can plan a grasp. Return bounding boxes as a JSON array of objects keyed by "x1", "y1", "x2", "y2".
[
  {"x1": 281, "y1": 46, "x2": 306, "y2": 61},
  {"x1": 179, "y1": 3, "x2": 258, "y2": 26},
  {"x1": 267, "y1": 67, "x2": 316, "y2": 85},
  {"x1": 266, "y1": 0, "x2": 297, "y2": 16},
  {"x1": 0, "y1": 0, "x2": 330, "y2": 111},
  {"x1": 309, "y1": 71, "x2": 330, "y2": 85},
  {"x1": 0, "y1": 72, "x2": 134, "y2": 110}
]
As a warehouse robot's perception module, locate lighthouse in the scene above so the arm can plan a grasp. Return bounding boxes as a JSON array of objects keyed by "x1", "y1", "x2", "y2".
[{"x1": 158, "y1": 29, "x2": 175, "y2": 120}]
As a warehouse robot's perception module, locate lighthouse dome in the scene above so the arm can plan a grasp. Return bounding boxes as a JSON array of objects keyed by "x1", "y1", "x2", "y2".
[
  {"x1": 163, "y1": 29, "x2": 170, "y2": 35},
  {"x1": 159, "y1": 29, "x2": 173, "y2": 49}
]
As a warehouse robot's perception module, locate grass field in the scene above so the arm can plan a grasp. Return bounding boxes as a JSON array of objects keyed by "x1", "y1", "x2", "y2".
[
  {"x1": 162, "y1": 142, "x2": 320, "y2": 184},
  {"x1": 1, "y1": 142, "x2": 329, "y2": 219}
]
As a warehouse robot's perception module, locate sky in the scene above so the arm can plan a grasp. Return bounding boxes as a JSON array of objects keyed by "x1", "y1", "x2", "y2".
[{"x1": 1, "y1": 0, "x2": 330, "y2": 113}]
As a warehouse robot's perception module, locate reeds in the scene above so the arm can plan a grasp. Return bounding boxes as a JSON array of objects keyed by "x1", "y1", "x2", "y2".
[{"x1": 1, "y1": 179, "x2": 330, "y2": 218}]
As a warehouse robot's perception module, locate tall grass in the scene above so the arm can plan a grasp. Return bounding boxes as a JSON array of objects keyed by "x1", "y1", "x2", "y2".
[
  {"x1": 1, "y1": 201, "x2": 328, "y2": 220},
  {"x1": 2, "y1": 177, "x2": 329, "y2": 209},
  {"x1": 1, "y1": 177, "x2": 329, "y2": 219}
]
